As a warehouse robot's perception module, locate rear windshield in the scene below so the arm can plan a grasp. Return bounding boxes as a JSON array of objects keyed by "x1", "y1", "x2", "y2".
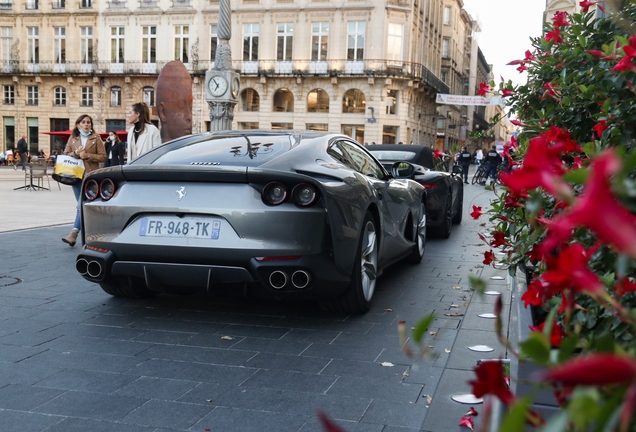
[
  {"x1": 152, "y1": 135, "x2": 292, "y2": 167},
  {"x1": 369, "y1": 150, "x2": 416, "y2": 161}
]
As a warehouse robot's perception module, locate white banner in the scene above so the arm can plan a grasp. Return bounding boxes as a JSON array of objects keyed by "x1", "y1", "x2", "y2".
[{"x1": 436, "y1": 94, "x2": 504, "y2": 106}]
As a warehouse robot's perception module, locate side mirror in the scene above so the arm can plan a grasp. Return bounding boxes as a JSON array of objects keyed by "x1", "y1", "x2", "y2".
[
  {"x1": 452, "y1": 165, "x2": 463, "y2": 174},
  {"x1": 391, "y1": 161, "x2": 415, "y2": 178}
]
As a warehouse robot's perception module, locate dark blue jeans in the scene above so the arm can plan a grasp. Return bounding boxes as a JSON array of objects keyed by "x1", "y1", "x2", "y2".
[
  {"x1": 460, "y1": 163, "x2": 470, "y2": 182},
  {"x1": 482, "y1": 163, "x2": 498, "y2": 183}
]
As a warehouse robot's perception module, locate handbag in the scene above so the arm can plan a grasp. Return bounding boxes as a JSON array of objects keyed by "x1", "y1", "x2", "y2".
[{"x1": 52, "y1": 155, "x2": 86, "y2": 185}]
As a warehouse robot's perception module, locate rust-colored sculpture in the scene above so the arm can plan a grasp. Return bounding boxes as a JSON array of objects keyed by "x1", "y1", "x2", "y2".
[{"x1": 156, "y1": 61, "x2": 193, "y2": 143}]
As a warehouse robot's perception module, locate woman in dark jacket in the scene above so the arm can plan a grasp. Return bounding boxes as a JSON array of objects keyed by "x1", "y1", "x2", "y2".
[
  {"x1": 104, "y1": 131, "x2": 125, "y2": 167},
  {"x1": 61, "y1": 114, "x2": 107, "y2": 247}
]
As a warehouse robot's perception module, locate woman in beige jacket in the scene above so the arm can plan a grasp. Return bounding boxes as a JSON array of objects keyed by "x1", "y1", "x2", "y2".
[{"x1": 62, "y1": 114, "x2": 107, "y2": 247}]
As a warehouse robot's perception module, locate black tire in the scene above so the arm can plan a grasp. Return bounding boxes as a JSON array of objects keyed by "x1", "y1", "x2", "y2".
[
  {"x1": 407, "y1": 203, "x2": 426, "y2": 264},
  {"x1": 99, "y1": 276, "x2": 155, "y2": 299},
  {"x1": 439, "y1": 194, "x2": 452, "y2": 238},
  {"x1": 321, "y1": 213, "x2": 378, "y2": 314},
  {"x1": 452, "y1": 188, "x2": 463, "y2": 224},
  {"x1": 471, "y1": 166, "x2": 484, "y2": 185}
]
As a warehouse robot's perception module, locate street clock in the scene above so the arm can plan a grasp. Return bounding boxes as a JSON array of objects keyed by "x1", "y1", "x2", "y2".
[{"x1": 205, "y1": 69, "x2": 240, "y2": 102}]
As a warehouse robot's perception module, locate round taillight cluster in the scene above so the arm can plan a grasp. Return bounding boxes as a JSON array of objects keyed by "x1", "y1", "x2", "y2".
[
  {"x1": 261, "y1": 182, "x2": 319, "y2": 207},
  {"x1": 84, "y1": 178, "x2": 117, "y2": 201}
]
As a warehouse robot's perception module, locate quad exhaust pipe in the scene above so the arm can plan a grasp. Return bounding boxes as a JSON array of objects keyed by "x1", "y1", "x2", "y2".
[{"x1": 268, "y1": 270, "x2": 311, "y2": 289}]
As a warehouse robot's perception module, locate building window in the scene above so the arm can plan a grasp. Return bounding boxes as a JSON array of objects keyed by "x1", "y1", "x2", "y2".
[
  {"x1": 383, "y1": 125, "x2": 398, "y2": 144},
  {"x1": 277, "y1": 23, "x2": 293, "y2": 61},
  {"x1": 3, "y1": 85, "x2": 14, "y2": 104},
  {"x1": 111, "y1": 87, "x2": 122, "y2": 107},
  {"x1": 441, "y1": 70, "x2": 448, "y2": 83},
  {"x1": 80, "y1": 27, "x2": 93, "y2": 64},
  {"x1": 174, "y1": 25, "x2": 189, "y2": 63},
  {"x1": 52, "y1": 0, "x2": 65, "y2": 8},
  {"x1": 54, "y1": 27, "x2": 66, "y2": 64},
  {"x1": 143, "y1": 86, "x2": 154, "y2": 107},
  {"x1": 27, "y1": 86, "x2": 38, "y2": 105},
  {"x1": 240, "y1": 88, "x2": 260, "y2": 112},
  {"x1": 26, "y1": 0, "x2": 37, "y2": 9},
  {"x1": 0, "y1": 0, "x2": 12, "y2": 9},
  {"x1": 442, "y1": 38, "x2": 450, "y2": 59},
  {"x1": 54, "y1": 86, "x2": 66, "y2": 106},
  {"x1": 387, "y1": 23, "x2": 403, "y2": 63},
  {"x1": 307, "y1": 88, "x2": 329, "y2": 113},
  {"x1": 111, "y1": 27, "x2": 125, "y2": 63},
  {"x1": 342, "y1": 89, "x2": 366, "y2": 114},
  {"x1": 311, "y1": 22, "x2": 328, "y2": 61},
  {"x1": 272, "y1": 123, "x2": 293, "y2": 130},
  {"x1": 1, "y1": 27, "x2": 12, "y2": 64},
  {"x1": 238, "y1": 122, "x2": 259, "y2": 130},
  {"x1": 386, "y1": 89, "x2": 398, "y2": 115},
  {"x1": 243, "y1": 23, "x2": 259, "y2": 61},
  {"x1": 306, "y1": 123, "x2": 328, "y2": 131},
  {"x1": 347, "y1": 21, "x2": 365, "y2": 61},
  {"x1": 27, "y1": 27, "x2": 39, "y2": 63},
  {"x1": 210, "y1": 24, "x2": 218, "y2": 61},
  {"x1": 273, "y1": 89, "x2": 294, "y2": 112},
  {"x1": 142, "y1": 26, "x2": 157, "y2": 63},
  {"x1": 81, "y1": 86, "x2": 93, "y2": 107},
  {"x1": 80, "y1": 0, "x2": 91, "y2": 7},
  {"x1": 443, "y1": 6, "x2": 451, "y2": 25}
]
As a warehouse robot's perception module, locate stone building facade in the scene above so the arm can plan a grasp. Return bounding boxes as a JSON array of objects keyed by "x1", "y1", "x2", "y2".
[{"x1": 0, "y1": 0, "x2": 488, "y2": 154}]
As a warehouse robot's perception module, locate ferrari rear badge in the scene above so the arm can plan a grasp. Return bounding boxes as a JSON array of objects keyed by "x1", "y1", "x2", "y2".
[{"x1": 176, "y1": 186, "x2": 187, "y2": 201}]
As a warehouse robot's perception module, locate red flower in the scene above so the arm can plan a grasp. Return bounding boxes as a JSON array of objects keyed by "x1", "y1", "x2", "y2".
[
  {"x1": 510, "y1": 119, "x2": 525, "y2": 127},
  {"x1": 501, "y1": 88, "x2": 514, "y2": 97},
  {"x1": 507, "y1": 59, "x2": 523, "y2": 66},
  {"x1": 483, "y1": 250, "x2": 494, "y2": 265},
  {"x1": 477, "y1": 82, "x2": 490, "y2": 97},
  {"x1": 529, "y1": 320, "x2": 565, "y2": 347},
  {"x1": 552, "y1": 11, "x2": 569, "y2": 27},
  {"x1": 592, "y1": 120, "x2": 608, "y2": 138},
  {"x1": 546, "y1": 28, "x2": 563, "y2": 44},
  {"x1": 579, "y1": 0, "x2": 595, "y2": 12},
  {"x1": 540, "y1": 243, "x2": 605, "y2": 297},
  {"x1": 469, "y1": 361, "x2": 515, "y2": 405},
  {"x1": 615, "y1": 278, "x2": 636, "y2": 297},
  {"x1": 538, "y1": 354, "x2": 636, "y2": 386},
  {"x1": 524, "y1": 50, "x2": 535, "y2": 61},
  {"x1": 459, "y1": 416, "x2": 474, "y2": 430},
  {"x1": 521, "y1": 279, "x2": 550, "y2": 308},
  {"x1": 516, "y1": 63, "x2": 529, "y2": 73},
  {"x1": 464, "y1": 407, "x2": 479, "y2": 416},
  {"x1": 586, "y1": 49, "x2": 604, "y2": 57},
  {"x1": 543, "y1": 82, "x2": 560, "y2": 99},
  {"x1": 470, "y1": 205, "x2": 484, "y2": 219},
  {"x1": 540, "y1": 150, "x2": 636, "y2": 259},
  {"x1": 490, "y1": 231, "x2": 509, "y2": 248}
]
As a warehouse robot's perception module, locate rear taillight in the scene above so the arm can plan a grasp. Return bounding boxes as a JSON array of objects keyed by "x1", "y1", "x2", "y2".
[
  {"x1": 100, "y1": 178, "x2": 116, "y2": 201},
  {"x1": 418, "y1": 182, "x2": 438, "y2": 190},
  {"x1": 84, "y1": 178, "x2": 117, "y2": 201},
  {"x1": 84, "y1": 179, "x2": 99, "y2": 201},
  {"x1": 291, "y1": 183, "x2": 317, "y2": 207},
  {"x1": 262, "y1": 182, "x2": 288, "y2": 205}
]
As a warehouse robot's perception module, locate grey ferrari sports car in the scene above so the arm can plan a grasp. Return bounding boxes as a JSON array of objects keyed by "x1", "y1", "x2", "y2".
[
  {"x1": 368, "y1": 145, "x2": 464, "y2": 239},
  {"x1": 75, "y1": 131, "x2": 427, "y2": 313}
]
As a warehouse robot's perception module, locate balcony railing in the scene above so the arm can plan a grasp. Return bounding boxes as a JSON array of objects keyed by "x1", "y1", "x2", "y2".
[
  {"x1": 172, "y1": 0, "x2": 190, "y2": 6},
  {"x1": 109, "y1": 0, "x2": 125, "y2": 7},
  {"x1": 139, "y1": 0, "x2": 156, "y2": 6},
  {"x1": 0, "y1": 58, "x2": 449, "y2": 93}
]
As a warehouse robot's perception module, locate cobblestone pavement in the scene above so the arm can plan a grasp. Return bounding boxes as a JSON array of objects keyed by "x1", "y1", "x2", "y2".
[{"x1": 0, "y1": 164, "x2": 509, "y2": 432}]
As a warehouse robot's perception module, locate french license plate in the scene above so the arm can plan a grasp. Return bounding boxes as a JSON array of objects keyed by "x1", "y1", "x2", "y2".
[{"x1": 139, "y1": 217, "x2": 221, "y2": 239}]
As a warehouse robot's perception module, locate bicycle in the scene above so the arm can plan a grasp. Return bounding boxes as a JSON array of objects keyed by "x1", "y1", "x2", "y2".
[{"x1": 471, "y1": 163, "x2": 485, "y2": 185}]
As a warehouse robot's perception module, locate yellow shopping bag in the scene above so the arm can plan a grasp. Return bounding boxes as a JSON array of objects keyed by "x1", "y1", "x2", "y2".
[{"x1": 52, "y1": 155, "x2": 86, "y2": 185}]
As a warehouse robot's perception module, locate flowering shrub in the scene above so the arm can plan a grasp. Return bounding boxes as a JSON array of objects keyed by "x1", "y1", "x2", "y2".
[{"x1": 469, "y1": 1, "x2": 636, "y2": 430}]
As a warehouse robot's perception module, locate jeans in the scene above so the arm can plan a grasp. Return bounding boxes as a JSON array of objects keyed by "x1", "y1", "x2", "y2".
[{"x1": 72, "y1": 181, "x2": 82, "y2": 231}]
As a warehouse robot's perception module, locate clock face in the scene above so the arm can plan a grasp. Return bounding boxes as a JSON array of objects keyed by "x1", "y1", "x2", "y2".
[
  {"x1": 208, "y1": 75, "x2": 228, "y2": 97},
  {"x1": 231, "y1": 77, "x2": 240, "y2": 98}
]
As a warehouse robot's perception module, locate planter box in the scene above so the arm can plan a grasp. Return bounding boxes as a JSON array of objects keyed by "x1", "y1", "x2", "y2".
[{"x1": 509, "y1": 267, "x2": 560, "y2": 419}]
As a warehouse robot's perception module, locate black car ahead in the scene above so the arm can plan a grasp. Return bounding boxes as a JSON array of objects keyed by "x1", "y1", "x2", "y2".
[{"x1": 369, "y1": 144, "x2": 464, "y2": 238}]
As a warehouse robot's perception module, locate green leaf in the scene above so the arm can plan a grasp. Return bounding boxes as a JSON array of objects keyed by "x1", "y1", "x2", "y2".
[
  {"x1": 540, "y1": 412, "x2": 569, "y2": 432},
  {"x1": 557, "y1": 335, "x2": 579, "y2": 363},
  {"x1": 411, "y1": 313, "x2": 435, "y2": 344},
  {"x1": 498, "y1": 397, "x2": 531, "y2": 432},
  {"x1": 519, "y1": 332, "x2": 550, "y2": 363},
  {"x1": 568, "y1": 389, "x2": 601, "y2": 429},
  {"x1": 469, "y1": 275, "x2": 486, "y2": 295}
]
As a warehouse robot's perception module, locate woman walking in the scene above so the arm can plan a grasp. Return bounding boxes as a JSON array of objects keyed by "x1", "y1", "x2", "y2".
[
  {"x1": 62, "y1": 114, "x2": 107, "y2": 247},
  {"x1": 126, "y1": 102, "x2": 161, "y2": 162}
]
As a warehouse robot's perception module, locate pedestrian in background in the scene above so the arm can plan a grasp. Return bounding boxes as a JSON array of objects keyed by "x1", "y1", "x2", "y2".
[
  {"x1": 62, "y1": 114, "x2": 107, "y2": 247},
  {"x1": 475, "y1": 148, "x2": 483, "y2": 165},
  {"x1": 104, "y1": 131, "x2": 125, "y2": 167},
  {"x1": 127, "y1": 102, "x2": 161, "y2": 163},
  {"x1": 480, "y1": 145, "x2": 502, "y2": 186},
  {"x1": 16, "y1": 134, "x2": 28, "y2": 171},
  {"x1": 457, "y1": 146, "x2": 472, "y2": 184}
]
